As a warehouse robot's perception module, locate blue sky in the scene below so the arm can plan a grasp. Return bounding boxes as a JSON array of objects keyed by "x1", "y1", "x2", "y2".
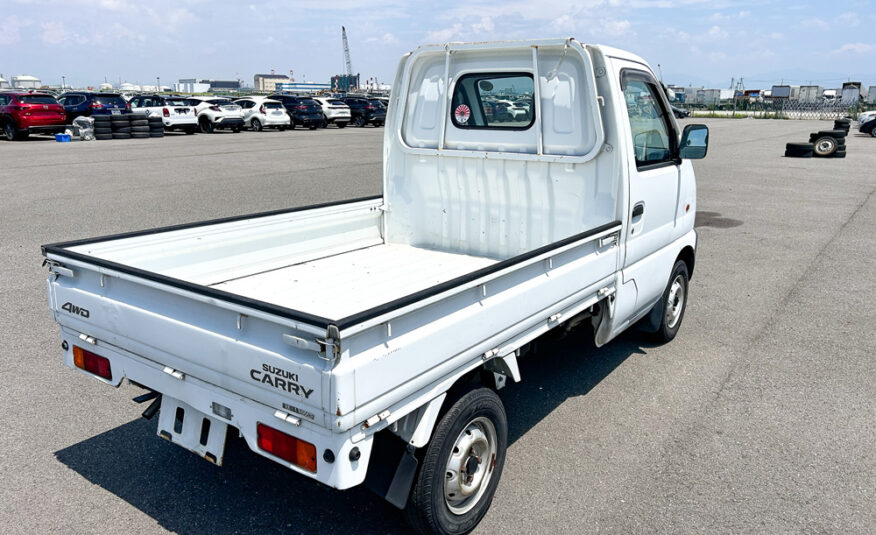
[{"x1": 2, "y1": 0, "x2": 875, "y2": 90}]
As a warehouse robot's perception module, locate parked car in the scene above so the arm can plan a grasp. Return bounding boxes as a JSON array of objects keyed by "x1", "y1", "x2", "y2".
[
  {"x1": 129, "y1": 94, "x2": 198, "y2": 134},
  {"x1": 860, "y1": 116, "x2": 876, "y2": 137},
  {"x1": 267, "y1": 94, "x2": 324, "y2": 129},
  {"x1": 671, "y1": 105, "x2": 689, "y2": 119},
  {"x1": 233, "y1": 97, "x2": 291, "y2": 131},
  {"x1": 341, "y1": 97, "x2": 386, "y2": 127},
  {"x1": 0, "y1": 92, "x2": 67, "y2": 140},
  {"x1": 857, "y1": 111, "x2": 876, "y2": 126},
  {"x1": 58, "y1": 92, "x2": 129, "y2": 122},
  {"x1": 312, "y1": 97, "x2": 351, "y2": 128},
  {"x1": 188, "y1": 97, "x2": 245, "y2": 133},
  {"x1": 42, "y1": 38, "x2": 707, "y2": 535}
]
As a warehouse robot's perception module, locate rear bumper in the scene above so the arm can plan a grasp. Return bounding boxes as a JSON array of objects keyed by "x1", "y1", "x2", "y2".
[
  {"x1": 25, "y1": 124, "x2": 68, "y2": 134},
  {"x1": 164, "y1": 117, "x2": 198, "y2": 129},
  {"x1": 57, "y1": 325, "x2": 373, "y2": 490},
  {"x1": 258, "y1": 114, "x2": 291, "y2": 127},
  {"x1": 214, "y1": 117, "x2": 244, "y2": 128}
]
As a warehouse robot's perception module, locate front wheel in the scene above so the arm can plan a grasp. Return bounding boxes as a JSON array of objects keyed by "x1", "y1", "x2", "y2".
[
  {"x1": 405, "y1": 387, "x2": 507, "y2": 535},
  {"x1": 653, "y1": 260, "x2": 690, "y2": 343},
  {"x1": 870, "y1": 128, "x2": 876, "y2": 138}
]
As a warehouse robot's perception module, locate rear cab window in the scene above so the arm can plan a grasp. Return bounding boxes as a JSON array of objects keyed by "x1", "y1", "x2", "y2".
[
  {"x1": 19, "y1": 95, "x2": 59, "y2": 105},
  {"x1": 451, "y1": 73, "x2": 535, "y2": 129}
]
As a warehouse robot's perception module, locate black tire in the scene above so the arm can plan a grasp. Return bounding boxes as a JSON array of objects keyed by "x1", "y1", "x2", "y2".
[
  {"x1": 112, "y1": 133, "x2": 131, "y2": 139},
  {"x1": 130, "y1": 119, "x2": 148, "y2": 127},
  {"x1": 128, "y1": 113, "x2": 147, "y2": 121},
  {"x1": 815, "y1": 129, "x2": 845, "y2": 139},
  {"x1": 833, "y1": 151, "x2": 846, "y2": 158},
  {"x1": 95, "y1": 133, "x2": 113, "y2": 140},
  {"x1": 4, "y1": 121, "x2": 24, "y2": 141},
  {"x1": 231, "y1": 127, "x2": 241, "y2": 133},
  {"x1": 149, "y1": 132, "x2": 164, "y2": 138},
  {"x1": 308, "y1": 124, "x2": 317, "y2": 130},
  {"x1": 785, "y1": 150, "x2": 813, "y2": 158},
  {"x1": 199, "y1": 117, "x2": 214, "y2": 133},
  {"x1": 184, "y1": 127, "x2": 196, "y2": 135},
  {"x1": 251, "y1": 118, "x2": 262, "y2": 132},
  {"x1": 652, "y1": 260, "x2": 690, "y2": 343},
  {"x1": 812, "y1": 136, "x2": 838, "y2": 157},
  {"x1": 131, "y1": 125, "x2": 150, "y2": 133},
  {"x1": 337, "y1": 122, "x2": 346, "y2": 129},
  {"x1": 786, "y1": 142, "x2": 813, "y2": 151},
  {"x1": 354, "y1": 116, "x2": 366, "y2": 127},
  {"x1": 94, "y1": 127, "x2": 112, "y2": 135},
  {"x1": 113, "y1": 126, "x2": 132, "y2": 134},
  {"x1": 870, "y1": 129, "x2": 876, "y2": 138},
  {"x1": 131, "y1": 132, "x2": 149, "y2": 139},
  {"x1": 405, "y1": 387, "x2": 507, "y2": 535},
  {"x1": 92, "y1": 117, "x2": 111, "y2": 125},
  {"x1": 278, "y1": 126, "x2": 287, "y2": 131}
]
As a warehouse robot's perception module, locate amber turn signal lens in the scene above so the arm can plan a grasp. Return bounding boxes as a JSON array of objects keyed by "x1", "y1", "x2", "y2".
[
  {"x1": 72, "y1": 346, "x2": 112, "y2": 380},
  {"x1": 257, "y1": 423, "x2": 317, "y2": 472}
]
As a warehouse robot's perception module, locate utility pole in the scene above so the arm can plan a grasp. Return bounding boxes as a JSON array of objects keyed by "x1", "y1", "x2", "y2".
[
  {"x1": 156, "y1": 76, "x2": 160, "y2": 93},
  {"x1": 61, "y1": 75, "x2": 66, "y2": 90}
]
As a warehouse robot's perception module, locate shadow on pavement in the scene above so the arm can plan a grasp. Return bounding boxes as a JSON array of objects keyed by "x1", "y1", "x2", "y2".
[{"x1": 55, "y1": 327, "x2": 651, "y2": 535}]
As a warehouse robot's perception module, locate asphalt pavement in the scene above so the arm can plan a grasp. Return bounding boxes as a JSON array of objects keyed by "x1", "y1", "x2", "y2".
[{"x1": 0, "y1": 120, "x2": 873, "y2": 534}]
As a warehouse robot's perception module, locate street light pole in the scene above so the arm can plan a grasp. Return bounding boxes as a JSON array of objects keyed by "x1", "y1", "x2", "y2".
[
  {"x1": 157, "y1": 76, "x2": 160, "y2": 93},
  {"x1": 62, "y1": 75, "x2": 66, "y2": 90}
]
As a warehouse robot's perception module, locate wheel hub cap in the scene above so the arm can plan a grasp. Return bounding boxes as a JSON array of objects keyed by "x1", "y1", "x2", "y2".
[
  {"x1": 444, "y1": 417, "x2": 497, "y2": 515},
  {"x1": 665, "y1": 275, "x2": 685, "y2": 329}
]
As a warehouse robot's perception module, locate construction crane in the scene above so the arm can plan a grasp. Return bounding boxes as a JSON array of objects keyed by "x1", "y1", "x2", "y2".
[{"x1": 341, "y1": 26, "x2": 353, "y2": 76}]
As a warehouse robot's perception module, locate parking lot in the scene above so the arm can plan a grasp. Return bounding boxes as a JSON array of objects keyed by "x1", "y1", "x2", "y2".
[{"x1": 1, "y1": 120, "x2": 873, "y2": 534}]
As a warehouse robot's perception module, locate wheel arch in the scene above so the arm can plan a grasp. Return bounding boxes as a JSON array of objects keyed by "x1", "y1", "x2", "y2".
[{"x1": 677, "y1": 244, "x2": 696, "y2": 280}]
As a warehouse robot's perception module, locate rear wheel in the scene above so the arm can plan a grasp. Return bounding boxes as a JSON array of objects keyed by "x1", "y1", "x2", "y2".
[
  {"x1": 251, "y1": 118, "x2": 262, "y2": 132},
  {"x1": 812, "y1": 136, "x2": 838, "y2": 157},
  {"x1": 337, "y1": 122, "x2": 347, "y2": 129},
  {"x1": 4, "y1": 122, "x2": 22, "y2": 141},
  {"x1": 405, "y1": 387, "x2": 507, "y2": 535},
  {"x1": 199, "y1": 117, "x2": 214, "y2": 133},
  {"x1": 870, "y1": 129, "x2": 876, "y2": 138},
  {"x1": 354, "y1": 116, "x2": 366, "y2": 127}
]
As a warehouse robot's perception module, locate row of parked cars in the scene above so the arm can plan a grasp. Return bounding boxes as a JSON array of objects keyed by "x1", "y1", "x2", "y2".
[{"x1": 0, "y1": 90, "x2": 389, "y2": 140}]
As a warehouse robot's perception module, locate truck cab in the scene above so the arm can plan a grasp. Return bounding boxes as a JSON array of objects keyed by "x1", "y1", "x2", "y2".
[{"x1": 43, "y1": 39, "x2": 707, "y2": 535}]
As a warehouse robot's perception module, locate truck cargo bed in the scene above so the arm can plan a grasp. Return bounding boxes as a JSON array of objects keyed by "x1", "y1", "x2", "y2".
[{"x1": 211, "y1": 243, "x2": 495, "y2": 320}]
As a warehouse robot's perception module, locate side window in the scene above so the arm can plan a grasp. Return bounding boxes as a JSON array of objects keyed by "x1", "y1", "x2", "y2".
[
  {"x1": 450, "y1": 73, "x2": 535, "y2": 129},
  {"x1": 621, "y1": 72, "x2": 675, "y2": 166}
]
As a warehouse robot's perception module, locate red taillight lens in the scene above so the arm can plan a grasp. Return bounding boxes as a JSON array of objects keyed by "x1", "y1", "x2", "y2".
[
  {"x1": 295, "y1": 105, "x2": 307, "y2": 110},
  {"x1": 72, "y1": 346, "x2": 112, "y2": 380},
  {"x1": 210, "y1": 105, "x2": 221, "y2": 112},
  {"x1": 366, "y1": 105, "x2": 376, "y2": 110},
  {"x1": 163, "y1": 107, "x2": 170, "y2": 117},
  {"x1": 90, "y1": 102, "x2": 103, "y2": 109},
  {"x1": 260, "y1": 105, "x2": 266, "y2": 114},
  {"x1": 256, "y1": 423, "x2": 317, "y2": 472}
]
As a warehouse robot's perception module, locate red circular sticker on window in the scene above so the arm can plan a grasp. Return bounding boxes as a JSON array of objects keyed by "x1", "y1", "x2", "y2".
[{"x1": 454, "y1": 104, "x2": 471, "y2": 124}]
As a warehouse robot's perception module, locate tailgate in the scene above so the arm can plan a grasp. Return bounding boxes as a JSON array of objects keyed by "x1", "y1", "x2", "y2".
[{"x1": 45, "y1": 254, "x2": 332, "y2": 428}]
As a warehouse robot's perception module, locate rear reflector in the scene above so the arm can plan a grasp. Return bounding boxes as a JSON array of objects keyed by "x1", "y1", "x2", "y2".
[
  {"x1": 257, "y1": 423, "x2": 317, "y2": 472},
  {"x1": 72, "y1": 346, "x2": 112, "y2": 380}
]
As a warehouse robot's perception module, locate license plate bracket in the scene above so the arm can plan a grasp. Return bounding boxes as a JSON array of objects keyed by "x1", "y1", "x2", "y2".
[{"x1": 157, "y1": 396, "x2": 228, "y2": 465}]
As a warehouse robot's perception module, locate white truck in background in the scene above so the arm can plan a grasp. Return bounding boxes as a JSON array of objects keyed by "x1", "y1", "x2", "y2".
[{"x1": 43, "y1": 39, "x2": 708, "y2": 535}]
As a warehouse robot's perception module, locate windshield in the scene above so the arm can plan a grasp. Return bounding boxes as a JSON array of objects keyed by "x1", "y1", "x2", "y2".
[
  {"x1": 94, "y1": 95, "x2": 127, "y2": 107},
  {"x1": 299, "y1": 99, "x2": 318, "y2": 107},
  {"x1": 19, "y1": 95, "x2": 58, "y2": 104},
  {"x1": 328, "y1": 99, "x2": 345, "y2": 105}
]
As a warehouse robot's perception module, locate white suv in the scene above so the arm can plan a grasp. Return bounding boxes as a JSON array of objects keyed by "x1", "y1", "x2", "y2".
[
  {"x1": 234, "y1": 97, "x2": 291, "y2": 131},
  {"x1": 312, "y1": 97, "x2": 351, "y2": 128},
  {"x1": 129, "y1": 95, "x2": 198, "y2": 134},
  {"x1": 188, "y1": 97, "x2": 245, "y2": 133}
]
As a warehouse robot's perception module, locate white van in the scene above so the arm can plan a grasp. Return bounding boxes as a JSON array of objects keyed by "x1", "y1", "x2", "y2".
[{"x1": 43, "y1": 39, "x2": 707, "y2": 535}]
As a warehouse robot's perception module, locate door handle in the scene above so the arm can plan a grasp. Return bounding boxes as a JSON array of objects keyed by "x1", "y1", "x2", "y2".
[{"x1": 632, "y1": 202, "x2": 645, "y2": 218}]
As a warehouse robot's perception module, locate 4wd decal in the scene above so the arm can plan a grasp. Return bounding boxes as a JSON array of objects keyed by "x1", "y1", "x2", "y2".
[
  {"x1": 61, "y1": 302, "x2": 90, "y2": 318},
  {"x1": 250, "y1": 363, "x2": 314, "y2": 399}
]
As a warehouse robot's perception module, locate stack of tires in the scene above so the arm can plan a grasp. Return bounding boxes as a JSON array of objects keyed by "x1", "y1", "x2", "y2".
[
  {"x1": 129, "y1": 113, "x2": 150, "y2": 139},
  {"x1": 93, "y1": 115, "x2": 113, "y2": 141},
  {"x1": 785, "y1": 142, "x2": 814, "y2": 158},
  {"x1": 833, "y1": 118, "x2": 851, "y2": 135},
  {"x1": 148, "y1": 115, "x2": 164, "y2": 138},
  {"x1": 111, "y1": 114, "x2": 131, "y2": 140}
]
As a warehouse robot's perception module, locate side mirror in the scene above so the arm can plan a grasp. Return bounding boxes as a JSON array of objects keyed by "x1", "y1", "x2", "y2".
[{"x1": 679, "y1": 124, "x2": 709, "y2": 159}]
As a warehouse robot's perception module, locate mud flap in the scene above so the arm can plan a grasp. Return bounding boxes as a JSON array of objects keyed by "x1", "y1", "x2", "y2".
[{"x1": 364, "y1": 432, "x2": 419, "y2": 509}]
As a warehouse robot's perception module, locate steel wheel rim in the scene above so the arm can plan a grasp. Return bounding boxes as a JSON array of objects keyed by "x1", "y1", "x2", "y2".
[
  {"x1": 665, "y1": 275, "x2": 685, "y2": 329},
  {"x1": 5, "y1": 123, "x2": 13, "y2": 140},
  {"x1": 443, "y1": 416, "x2": 497, "y2": 515},
  {"x1": 816, "y1": 139, "x2": 834, "y2": 154}
]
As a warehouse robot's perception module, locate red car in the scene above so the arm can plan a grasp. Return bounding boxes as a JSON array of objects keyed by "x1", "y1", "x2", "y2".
[{"x1": 0, "y1": 92, "x2": 68, "y2": 140}]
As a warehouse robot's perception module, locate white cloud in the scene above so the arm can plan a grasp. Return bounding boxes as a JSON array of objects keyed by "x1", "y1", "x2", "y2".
[
  {"x1": 834, "y1": 12, "x2": 859, "y2": 27},
  {"x1": 471, "y1": 16, "x2": 494, "y2": 33},
  {"x1": 604, "y1": 19, "x2": 632, "y2": 37},
  {"x1": 40, "y1": 21, "x2": 70, "y2": 45},
  {"x1": 801, "y1": 18, "x2": 827, "y2": 28},
  {"x1": 382, "y1": 33, "x2": 399, "y2": 44},
  {"x1": 0, "y1": 15, "x2": 26, "y2": 45},
  {"x1": 838, "y1": 42, "x2": 876, "y2": 53},
  {"x1": 425, "y1": 23, "x2": 464, "y2": 43}
]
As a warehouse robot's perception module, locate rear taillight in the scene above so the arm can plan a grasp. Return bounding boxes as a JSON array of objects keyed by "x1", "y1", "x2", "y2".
[
  {"x1": 163, "y1": 107, "x2": 170, "y2": 117},
  {"x1": 256, "y1": 423, "x2": 317, "y2": 472},
  {"x1": 366, "y1": 105, "x2": 376, "y2": 110},
  {"x1": 210, "y1": 105, "x2": 221, "y2": 112},
  {"x1": 295, "y1": 105, "x2": 307, "y2": 110},
  {"x1": 72, "y1": 346, "x2": 112, "y2": 380},
  {"x1": 90, "y1": 102, "x2": 104, "y2": 109},
  {"x1": 259, "y1": 105, "x2": 266, "y2": 114}
]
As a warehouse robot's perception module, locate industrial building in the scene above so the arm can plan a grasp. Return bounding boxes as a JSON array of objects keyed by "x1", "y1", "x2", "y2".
[
  {"x1": 274, "y1": 82, "x2": 330, "y2": 93},
  {"x1": 0, "y1": 76, "x2": 10, "y2": 89},
  {"x1": 175, "y1": 78, "x2": 241, "y2": 93},
  {"x1": 11, "y1": 75, "x2": 41, "y2": 89},
  {"x1": 253, "y1": 73, "x2": 290, "y2": 92}
]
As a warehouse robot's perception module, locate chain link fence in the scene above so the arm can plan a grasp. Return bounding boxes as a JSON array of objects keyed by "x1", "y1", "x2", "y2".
[{"x1": 679, "y1": 99, "x2": 873, "y2": 120}]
